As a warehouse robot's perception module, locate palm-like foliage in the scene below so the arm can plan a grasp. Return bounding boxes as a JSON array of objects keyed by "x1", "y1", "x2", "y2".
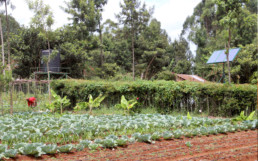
[
  {"x1": 116, "y1": 95, "x2": 137, "y2": 115},
  {"x1": 46, "y1": 89, "x2": 70, "y2": 114},
  {"x1": 74, "y1": 94, "x2": 106, "y2": 114}
]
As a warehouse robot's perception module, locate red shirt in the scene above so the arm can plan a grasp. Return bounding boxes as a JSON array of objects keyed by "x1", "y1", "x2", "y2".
[{"x1": 26, "y1": 97, "x2": 37, "y2": 107}]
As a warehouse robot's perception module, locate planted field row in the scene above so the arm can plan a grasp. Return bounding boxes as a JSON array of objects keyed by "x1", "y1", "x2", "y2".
[
  {"x1": 0, "y1": 112, "x2": 257, "y2": 159},
  {"x1": 21, "y1": 130, "x2": 257, "y2": 161}
]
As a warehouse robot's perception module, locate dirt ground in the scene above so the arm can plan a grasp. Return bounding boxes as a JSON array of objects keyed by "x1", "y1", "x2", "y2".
[{"x1": 6, "y1": 130, "x2": 258, "y2": 161}]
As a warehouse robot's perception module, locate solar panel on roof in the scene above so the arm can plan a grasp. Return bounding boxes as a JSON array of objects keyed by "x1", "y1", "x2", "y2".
[{"x1": 206, "y1": 48, "x2": 241, "y2": 64}]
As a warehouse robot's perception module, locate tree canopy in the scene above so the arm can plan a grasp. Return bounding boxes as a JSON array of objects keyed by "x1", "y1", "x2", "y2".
[{"x1": 0, "y1": 0, "x2": 256, "y2": 84}]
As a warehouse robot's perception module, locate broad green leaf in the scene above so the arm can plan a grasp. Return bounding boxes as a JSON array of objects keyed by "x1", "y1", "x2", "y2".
[
  {"x1": 41, "y1": 144, "x2": 57, "y2": 154},
  {"x1": 247, "y1": 111, "x2": 256, "y2": 121},
  {"x1": 89, "y1": 95, "x2": 93, "y2": 105},
  {"x1": 187, "y1": 112, "x2": 192, "y2": 120},
  {"x1": 0, "y1": 144, "x2": 7, "y2": 153},
  {"x1": 4, "y1": 149, "x2": 18, "y2": 158}
]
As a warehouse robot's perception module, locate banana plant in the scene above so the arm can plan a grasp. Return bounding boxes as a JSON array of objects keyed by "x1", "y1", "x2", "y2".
[
  {"x1": 46, "y1": 89, "x2": 70, "y2": 114},
  {"x1": 74, "y1": 94, "x2": 106, "y2": 115},
  {"x1": 187, "y1": 112, "x2": 192, "y2": 120},
  {"x1": 115, "y1": 95, "x2": 137, "y2": 115},
  {"x1": 232, "y1": 110, "x2": 256, "y2": 123}
]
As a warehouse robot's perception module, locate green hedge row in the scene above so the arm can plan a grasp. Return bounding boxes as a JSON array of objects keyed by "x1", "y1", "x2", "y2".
[{"x1": 51, "y1": 79, "x2": 257, "y2": 116}]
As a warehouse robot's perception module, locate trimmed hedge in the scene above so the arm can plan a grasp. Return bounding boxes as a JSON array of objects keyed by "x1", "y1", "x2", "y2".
[{"x1": 51, "y1": 79, "x2": 257, "y2": 116}]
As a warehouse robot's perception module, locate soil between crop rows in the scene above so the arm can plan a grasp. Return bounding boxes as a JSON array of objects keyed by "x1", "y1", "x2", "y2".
[{"x1": 5, "y1": 130, "x2": 258, "y2": 161}]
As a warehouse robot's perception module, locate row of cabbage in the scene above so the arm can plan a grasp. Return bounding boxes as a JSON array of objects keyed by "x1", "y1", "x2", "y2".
[
  {"x1": 0, "y1": 112, "x2": 257, "y2": 159},
  {"x1": 0, "y1": 120, "x2": 257, "y2": 159},
  {"x1": 0, "y1": 112, "x2": 231, "y2": 145}
]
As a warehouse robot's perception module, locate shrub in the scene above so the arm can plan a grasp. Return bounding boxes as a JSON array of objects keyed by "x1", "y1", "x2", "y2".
[{"x1": 51, "y1": 79, "x2": 257, "y2": 117}]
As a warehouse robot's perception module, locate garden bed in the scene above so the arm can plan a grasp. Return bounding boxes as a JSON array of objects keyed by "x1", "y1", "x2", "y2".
[{"x1": 4, "y1": 130, "x2": 257, "y2": 161}]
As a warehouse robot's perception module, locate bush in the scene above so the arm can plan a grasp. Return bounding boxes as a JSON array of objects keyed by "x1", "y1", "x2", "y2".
[{"x1": 51, "y1": 79, "x2": 257, "y2": 117}]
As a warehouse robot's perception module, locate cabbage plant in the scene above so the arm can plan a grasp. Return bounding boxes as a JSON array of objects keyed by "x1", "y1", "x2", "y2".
[
  {"x1": 58, "y1": 144, "x2": 73, "y2": 153},
  {"x1": 79, "y1": 140, "x2": 92, "y2": 147},
  {"x1": 102, "y1": 138, "x2": 117, "y2": 148},
  {"x1": 88, "y1": 143, "x2": 100, "y2": 150},
  {"x1": 19, "y1": 143, "x2": 44, "y2": 157},
  {"x1": 137, "y1": 134, "x2": 153, "y2": 143},
  {"x1": 0, "y1": 144, "x2": 7, "y2": 153},
  {"x1": 41, "y1": 144, "x2": 57, "y2": 154},
  {"x1": 76, "y1": 140, "x2": 92, "y2": 151},
  {"x1": 3, "y1": 149, "x2": 17, "y2": 158},
  {"x1": 163, "y1": 131, "x2": 173, "y2": 140},
  {"x1": 116, "y1": 138, "x2": 128, "y2": 147},
  {"x1": 173, "y1": 130, "x2": 182, "y2": 139},
  {"x1": 151, "y1": 132, "x2": 162, "y2": 141},
  {"x1": 0, "y1": 153, "x2": 4, "y2": 160}
]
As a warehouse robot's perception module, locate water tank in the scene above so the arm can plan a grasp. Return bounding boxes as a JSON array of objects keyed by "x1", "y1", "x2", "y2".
[{"x1": 41, "y1": 49, "x2": 60, "y2": 72}]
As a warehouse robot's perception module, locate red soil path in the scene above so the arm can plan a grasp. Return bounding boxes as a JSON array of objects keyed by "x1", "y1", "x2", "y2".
[{"x1": 6, "y1": 130, "x2": 258, "y2": 161}]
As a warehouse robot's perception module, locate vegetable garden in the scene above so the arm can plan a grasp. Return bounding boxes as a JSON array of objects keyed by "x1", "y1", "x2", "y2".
[
  {"x1": 0, "y1": 80, "x2": 257, "y2": 160},
  {"x1": 0, "y1": 112, "x2": 257, "y2": 160}
]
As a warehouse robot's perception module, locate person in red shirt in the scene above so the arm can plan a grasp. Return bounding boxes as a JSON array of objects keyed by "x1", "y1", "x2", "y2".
[{"x1": 26, "y1": 97, "x2": 37, "y2": 107}]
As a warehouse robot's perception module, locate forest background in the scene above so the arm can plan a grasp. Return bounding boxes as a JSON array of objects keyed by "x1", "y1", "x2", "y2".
[{"x1": 0, "y1": 0, "x2": 257, "y2": 84}]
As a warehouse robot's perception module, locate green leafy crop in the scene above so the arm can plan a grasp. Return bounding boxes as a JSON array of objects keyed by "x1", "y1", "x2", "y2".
[
  {"x1": 46, "y1": 89, "x2": 71, "y2": 114},
  {"x1": 74, "y1": 94, "x2": 106, "y2": 114},
  {"x1": 232, "y1": 110, "x2": 256, "y2": 123},
  {"x1": 58, "y1": 144, "x2": 73, "y2": 153},
  {"x1": 115, "y1": 95, "x2": 137, "y2": 115}
]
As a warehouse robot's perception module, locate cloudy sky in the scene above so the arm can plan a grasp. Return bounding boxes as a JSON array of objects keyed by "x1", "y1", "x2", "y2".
[{"x1": 3, "y1": 0, "x2": 201, "y2": 53}]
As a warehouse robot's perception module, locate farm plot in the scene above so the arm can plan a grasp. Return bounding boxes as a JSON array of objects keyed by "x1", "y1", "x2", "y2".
[
  {"x1": 40, "y1": 130, "x2": 257, "y2": 161},
  {"x1": 0, "y1": 112, "x2": 257, "y2": 160}
]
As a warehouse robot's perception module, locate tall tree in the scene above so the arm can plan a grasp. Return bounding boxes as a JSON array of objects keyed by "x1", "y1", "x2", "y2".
[
  {"x1": 167, "y1": 37, "x2": 193, "y2": 74},
  {"x1": 0, "y1": 0, "x2": 15, "y2": 114},
  {"x1": 63, "y1": 0, "x2": 107, "y2": 67},
  {"x1": 95, "y1": 0, "x2": 107, "y2": 66},
  {"x1": 137, "y1": 18, "x2": 169, "y2": 79},
  {"x1": 0, "y1": 14, "x2": 20, "y2": 77},
  {"x1": 181, "y1": 0, "x2": 256, "y2": 83},
  {"x1": 216, "y1": 0, "x2": 249, "y2": 84},
  {"x1": 0, "y1": 0, "x2": 14, "y2": 70},
  {"x1": 63, "y1": 0, "x2": 97, "y2": 40},
  {"x1": 27, "y1": 0, "x2": 54, "y2": 103},
  {"x1": 116, "y1": 0, "x2": 153, "y2": 80},
  {"x1": 0, "y1": 17, "x2": 4, "y2": 76}
]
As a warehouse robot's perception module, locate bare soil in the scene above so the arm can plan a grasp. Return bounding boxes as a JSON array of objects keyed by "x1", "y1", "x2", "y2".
[{"x1": 5, "y1": 130, "x2": 258, "y2": 161}]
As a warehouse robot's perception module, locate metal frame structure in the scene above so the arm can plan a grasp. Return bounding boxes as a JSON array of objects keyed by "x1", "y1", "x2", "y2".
[
  {"x1": 206, "y1": 48, "x2": 241, "y2": 83},
  {"x1": 30, "y1": 67, "x2": 71, "y2": 80}
]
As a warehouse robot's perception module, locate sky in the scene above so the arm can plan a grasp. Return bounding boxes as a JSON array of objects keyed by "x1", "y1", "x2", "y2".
[{"x1": 3, "y1": 0, "x2": 201, "y2": 54}]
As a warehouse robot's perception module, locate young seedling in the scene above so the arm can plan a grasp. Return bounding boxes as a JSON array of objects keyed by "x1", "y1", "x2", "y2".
[{"x1": 185, "y1": 141, "x2": 192, "y2": 148}]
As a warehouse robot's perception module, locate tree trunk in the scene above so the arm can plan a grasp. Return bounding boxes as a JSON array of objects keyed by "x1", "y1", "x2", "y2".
[
  {"x1": 9, "y1": 81, "x2": 13, "y2": 114},
  {"x1": 144, "y1": 54, "x2": 157, "y2": 79},
  {"x1": 98, "y1": 21, "x2": 104, "y2": 67},
  {"x1": 47, "y1": 39, "x2": 51, "y2": 104},
  {"x1": 132, "y1": 29, "x2": 135, "y2": 81},
  {"x1": 4, "y1": 1, "x2": 13, "y2": 114},
  {"x1": 0, "y1": 92, "x2": 3, "y2": 115},
  {"x1": 4, "y1": 0, "x2": 10, "y2": 71},
  {"x1": 227, "y1": 27, "x2": 231, "y2": 84},
  {"x1": 89, "y1": 106, "x2": 92, "y2": 115},
  {"x1": 0, "y1": 17, "x2": 5, "y2": 76}
]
